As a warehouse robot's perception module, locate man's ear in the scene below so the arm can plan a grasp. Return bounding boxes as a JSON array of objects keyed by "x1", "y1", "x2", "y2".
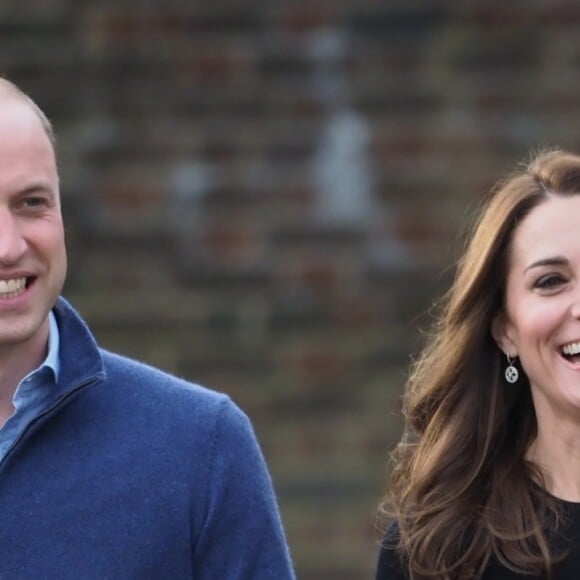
[{"x1": 491, "y1": 311, "x2": 517, "y2": 357}]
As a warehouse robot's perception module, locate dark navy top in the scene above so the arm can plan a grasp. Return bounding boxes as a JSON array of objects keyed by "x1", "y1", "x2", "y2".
[{"x1": 376, "y1": 499, "x2": 580, "y2": 579}]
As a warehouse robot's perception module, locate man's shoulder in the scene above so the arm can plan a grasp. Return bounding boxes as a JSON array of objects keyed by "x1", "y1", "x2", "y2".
[
  {"x1": 85, "y1": 348, "x2": 260, "y2": 461},
  {"x1": 98, "y1": 348, "x2": 236, "y2": 423},
  {"x1": 101, "y1": 348, "x2": 208, "y2": 388}
]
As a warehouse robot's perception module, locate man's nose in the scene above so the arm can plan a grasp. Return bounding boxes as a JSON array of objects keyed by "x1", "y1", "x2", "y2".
[{"x1": 0, "y1": 209, "x2": 27, "y2": 266}]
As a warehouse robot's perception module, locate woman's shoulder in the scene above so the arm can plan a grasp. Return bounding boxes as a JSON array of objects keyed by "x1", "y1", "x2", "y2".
[
  {"x1": 376, "y1": 520, "x2": 408, "y2": 580},
  {"x1": 374, "y1": 520, "x2": 524, "y2": 580}
]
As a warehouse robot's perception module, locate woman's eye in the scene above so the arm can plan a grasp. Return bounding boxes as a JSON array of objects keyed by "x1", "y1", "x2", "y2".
[{"x1": 534, "y1": 274, "x2": 566, "y2": 290}]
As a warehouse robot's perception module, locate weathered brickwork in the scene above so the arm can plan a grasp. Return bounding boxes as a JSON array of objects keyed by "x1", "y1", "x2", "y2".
[{"x1": 4, "y1": 1, "x2": 580, "y2": 577}]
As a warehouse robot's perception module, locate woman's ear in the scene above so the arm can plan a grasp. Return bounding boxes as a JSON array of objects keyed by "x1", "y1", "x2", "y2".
[{"x1": 491, "y1": 312, "x2": 517, "y2": 357}]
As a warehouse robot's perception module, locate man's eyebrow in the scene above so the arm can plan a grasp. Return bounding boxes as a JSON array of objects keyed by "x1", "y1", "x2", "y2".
[
  {"x1": 524, "y1": 256, "x2": 568, "y2": 273},
  {"x1": 15, "y1": 183, "x2": 55, "y2": 196}
]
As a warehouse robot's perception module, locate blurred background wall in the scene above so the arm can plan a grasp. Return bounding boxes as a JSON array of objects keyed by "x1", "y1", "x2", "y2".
[{"x1": 4, "y1": 0, "x2": 580, "y2": 578}]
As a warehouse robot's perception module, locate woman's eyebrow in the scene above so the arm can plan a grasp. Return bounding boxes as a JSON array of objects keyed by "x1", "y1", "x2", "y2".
[{"x1": 524, "y1": 256, "x2": 568, "y2": 272}]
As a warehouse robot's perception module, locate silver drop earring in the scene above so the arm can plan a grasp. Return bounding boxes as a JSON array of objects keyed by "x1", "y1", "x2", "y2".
[{"x1": 504, "y1": 354, "x2": 519, "y2": 384}]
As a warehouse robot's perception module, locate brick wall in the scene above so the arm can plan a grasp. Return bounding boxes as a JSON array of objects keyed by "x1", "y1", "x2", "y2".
[{"x1": 4, "y1": 1, "x2": 580, "y2": 577}]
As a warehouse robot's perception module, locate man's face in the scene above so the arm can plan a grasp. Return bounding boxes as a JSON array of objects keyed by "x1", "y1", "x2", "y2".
[{"x1": 0, "y1": 96, "x2": 66, "y2": 354}]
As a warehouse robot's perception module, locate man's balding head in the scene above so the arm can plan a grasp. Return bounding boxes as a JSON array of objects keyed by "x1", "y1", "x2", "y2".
[{"x1": 0, "y1": 78, "x2": 55, "y2": 145}]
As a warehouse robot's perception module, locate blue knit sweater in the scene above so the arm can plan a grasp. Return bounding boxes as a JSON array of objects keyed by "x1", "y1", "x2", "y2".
[{"x1": 0, "y1": 298, "x2": 294, "y2": 579}]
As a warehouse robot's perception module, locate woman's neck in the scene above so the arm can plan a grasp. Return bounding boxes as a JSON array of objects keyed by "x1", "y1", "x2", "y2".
[{"x1": 527, "y1": 421, "x2": 580, "y2": 502}]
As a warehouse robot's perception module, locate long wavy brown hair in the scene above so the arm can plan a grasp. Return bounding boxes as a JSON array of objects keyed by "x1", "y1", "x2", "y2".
[{"x1": 381, "y1": 149, "x2": 580, "y2": 579}]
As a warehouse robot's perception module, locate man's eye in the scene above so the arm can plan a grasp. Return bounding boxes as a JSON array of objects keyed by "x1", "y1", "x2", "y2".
[
  {"x1": 23, "y1": 197, "x2": 47, "y2": 208},
  {"x1": 534, "y1": 274, "x2": 565, "y2": 289}
]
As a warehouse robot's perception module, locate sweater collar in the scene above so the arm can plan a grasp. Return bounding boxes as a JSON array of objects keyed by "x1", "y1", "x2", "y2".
[{"x1": 51, "y1": 297, "x2": 105, "y2": 396}]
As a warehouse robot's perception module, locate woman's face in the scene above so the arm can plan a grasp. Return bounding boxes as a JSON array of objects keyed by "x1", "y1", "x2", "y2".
[{"x1": 495, "y1": 194, "x2": 580, "y2": 424}]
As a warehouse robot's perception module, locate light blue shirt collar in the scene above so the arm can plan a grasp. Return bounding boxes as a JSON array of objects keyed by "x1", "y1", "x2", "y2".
[
  {"x1": 0, "y1": 311, "x2": 61, "y2": 460},
  {"x1": 44, "y1": 310, "x2": 60, "y2": 381},
  {"x1": 16, "y1": 311, "x2": 60, "y2": 388}
]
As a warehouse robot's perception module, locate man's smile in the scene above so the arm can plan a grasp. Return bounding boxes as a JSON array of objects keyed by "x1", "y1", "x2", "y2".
[{"x1": 0, "y1": 277, "x2": 27, "y2": 299}]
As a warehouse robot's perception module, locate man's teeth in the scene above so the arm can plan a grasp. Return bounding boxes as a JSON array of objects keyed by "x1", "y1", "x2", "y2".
[
  {"x1": 562, "y1": 342, "x2": 580, "y2": 356},
  {"x1": 0, "y1": 277, "x2": 26, "y2": 298}
]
